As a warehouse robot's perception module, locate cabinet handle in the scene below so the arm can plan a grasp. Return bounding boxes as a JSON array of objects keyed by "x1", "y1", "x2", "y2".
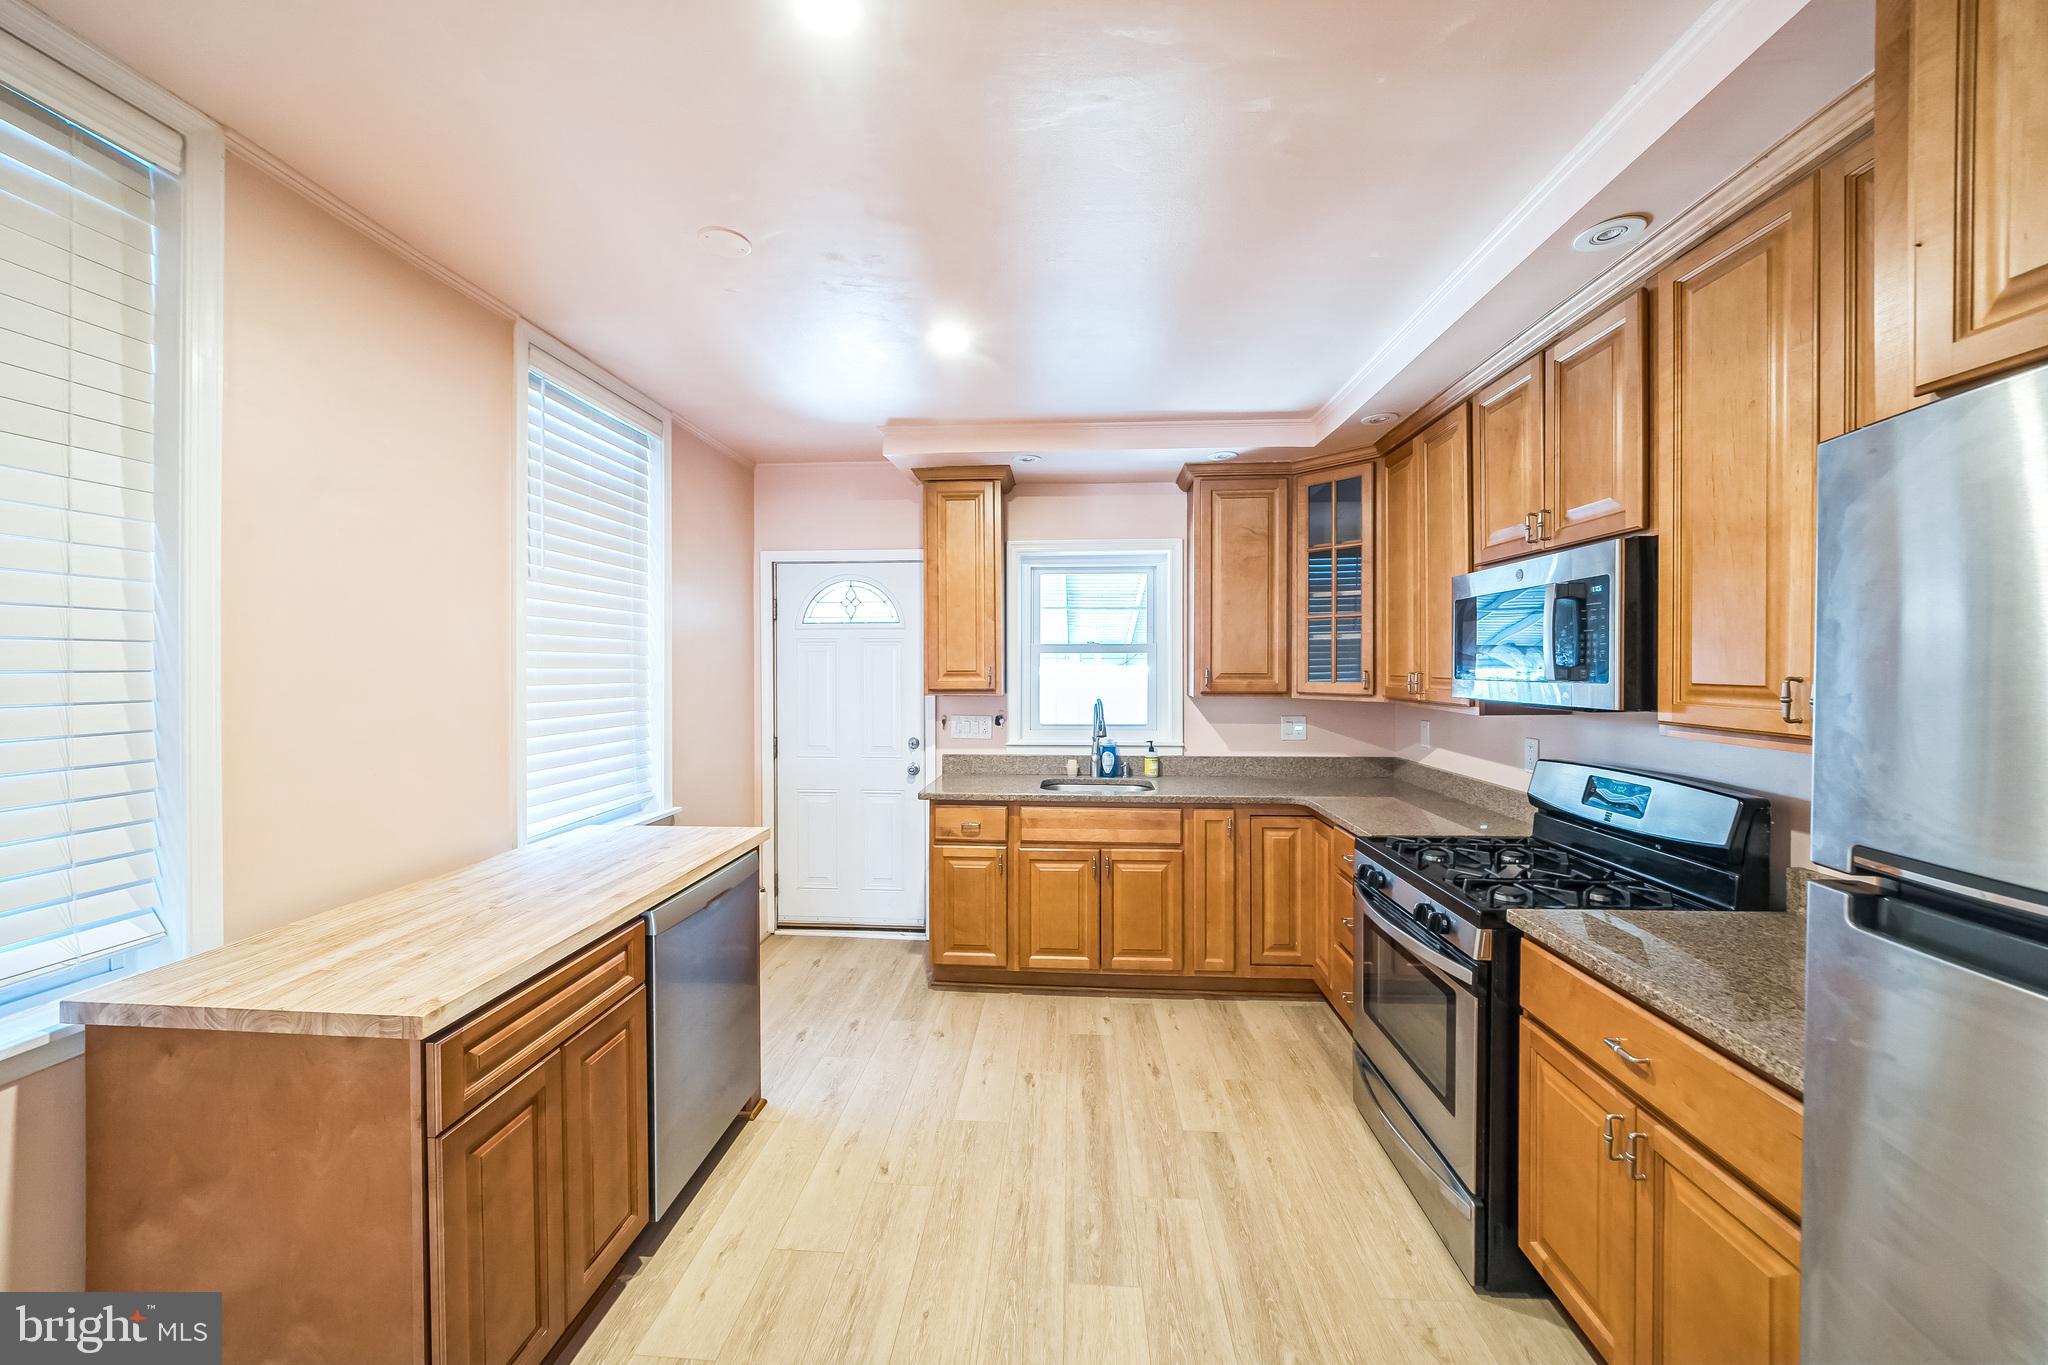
[
  {"x1": 996, "y1": 853, "x2": 1004, "y2": 876},
  {"x1": 1779, "y1": 676, "x2": 1805, "y2": 724},
  {"x1": 1225, "y1": 815, "x2": 1234, "y2": 838},
  {"x1": 1203, "y1": 667, "x2": 1212, "y2": 689},
  {"x1": 1341, "y1": 991, "x2": 1355, "y2": 1005},
  {"x1": 1603, "y1": 1036, "x2": 1651, "y2": 1067},
  {"x1": 960, "y1": 821, "x2": 981, "y2": 835},
  {"x1": 1362, "y1": 669, "x2": 1372, "y2": 692},
  {"x1": 1603, "y1": 1114, "x2": 1628, "y2": 1162},
  {"x1": 1623, "y1": 1130, "x2": 1649, "y2": 1181},
  {"x1": 1523, "y1": 512, "x2": 1538, "y2": 543},
  {"x1": 1341, "y1": 852, "x2": 1356, "y2": 865},
  {"x1": 1341, "y1": 916, "x2": 1354, "y2": 930},
  {"x1": 1535, "y1": 508, "x2": 1550, "y2": 541}
]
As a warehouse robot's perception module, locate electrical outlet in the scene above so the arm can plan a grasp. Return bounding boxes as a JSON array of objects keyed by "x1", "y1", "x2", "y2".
[
  {"x1": 948, "y1": 713, "x2": 994, "y2": 740},
  {"x1": 1280, "y1": 715, "x2": 1308, "y2": 742},
  {"x1": 1524, "y1": 737, "x2": 1541, "y2": 771},
  {"x1": 1418, "y1": 720, "x2": 1432, "y2": 748}
]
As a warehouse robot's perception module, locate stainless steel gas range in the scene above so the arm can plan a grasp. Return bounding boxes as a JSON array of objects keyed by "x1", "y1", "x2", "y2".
[{"x1": 1347, "y1": 759, "x2": 1773, "y2": 1292}]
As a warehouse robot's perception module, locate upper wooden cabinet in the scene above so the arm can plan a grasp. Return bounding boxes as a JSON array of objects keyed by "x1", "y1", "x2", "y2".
[
  {"x1": 1817, "y1": 132, "x2": 1884, "y2": 442},
  {"x1": 1653, "y1": 180, "x2": 1818, "y2": 740},
  {"x1": 1381, "y1": 407, "x2": 1472, "y2": 704},
  {"x1": 1902, "y1": 0, "x2": 2048, "y2": 391},
  {"x1": 1378, "y1": 442, "x2": 1420, "y2": 701},
  {"x1": 1470, "y1": 355, "x2": 1546, "y2": 564},
  {"x1": 916, "y1": 466, "x2": 1012, "y2": 694},
  {"x1": 1545, "y1": 292, "x2": 1650, "y2": 549},
  {"x1": 1291, "y1": 460, "x2": 1376, "y2": 696},
  {"x1": 1185, "y1": 472, "x2": 1290, "y2": 694}
]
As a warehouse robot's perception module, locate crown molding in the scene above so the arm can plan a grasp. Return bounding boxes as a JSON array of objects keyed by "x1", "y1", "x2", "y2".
[
  {"x1": 224, "y1": 128, "x2": 518, "y2": 321},
  {"x1": 881, "y1": 413, "x2": 1322, "y2": 462},
  {"x1": 1309, "y1": 0, "x2": 1817, "y2": 443}
]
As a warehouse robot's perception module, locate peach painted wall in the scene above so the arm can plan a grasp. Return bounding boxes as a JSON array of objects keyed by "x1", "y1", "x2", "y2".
[
  {"x1": 671, "y1": 424, "x2": 757, "y2": 824},
  {"x1": 754, "y1": 461, "x2": 921, "y2": 552}
]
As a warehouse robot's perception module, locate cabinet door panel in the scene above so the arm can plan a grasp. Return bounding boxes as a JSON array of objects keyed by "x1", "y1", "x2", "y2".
[
  {"x1": 1654, "y1": 180, "x2": 1817, "y2": 739},
  {"x1": 1017, "y1": 846, "x2": 1100, "y2": 971},
  {"x1": 922, "y1": 477, "x2": 1004, "y2": 692},
  {"x1": 1519, "y1": 1023, "x2": 1636, "y2": 1365},
  {"x1": 1417, "y1": 405, "x2": 1473, "y2": 703},
  {"x1": 1293, "y1": 462, "x2": 1376, "y2": 696},
  {"x1": 431, "y1": 1056, "x2": 566, "y2": 1365},
  {"x1": 1545, "y1": 292, "x2": 1649, "y2": 548},
  {"x1": 1635, "y1": 1116, "x2": 1801, "y2": 1365},
  {"x1": 1908, "y1": 0, "x2": 2048, "y2": 390},
  {"x1": 1102, "y1": 848, "x2": 1184, "y2": 973},
  {"x1": 1185, "y1": 809, "x2": 1240, "y2": 975},
  {"x1": 560, "y1": 990, "x2": 650, "y2": 1317},
  {"x1": 930, "y1": 843, "x2": 1008, "y2": 968},
  {"x1": 1470, "y1": 356, "x2": 1546, "y2": 564},
  {"x1": 1379, "y1": 444, "x2": 1421, "y2": 698},
  {"x1": 1247, "y1": 817, "x2": 1314, "y2": 967},
  {"x1": 1190, "y1": 476, "x2": 1290, "y2": 694}
]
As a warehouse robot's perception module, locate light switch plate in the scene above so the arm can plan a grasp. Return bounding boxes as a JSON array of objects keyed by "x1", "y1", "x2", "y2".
[
  {"x1": 1524, "y1": 737, "x2": 1541, "y2": 771},
  {"x1": 949, "y1": 713, "x2": 994, "y2": 740},
  {"x1": 1280, "y1": 716, "x2": 1308, "y2": 742},
  {"x1": 1419, "y1": 720, "x2": 1432, "y2": 748}
]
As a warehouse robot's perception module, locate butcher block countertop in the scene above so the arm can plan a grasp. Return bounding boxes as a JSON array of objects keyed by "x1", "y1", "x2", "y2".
[{"x1": 61, "y1": 825, "x2": 767, "y2": 1039}]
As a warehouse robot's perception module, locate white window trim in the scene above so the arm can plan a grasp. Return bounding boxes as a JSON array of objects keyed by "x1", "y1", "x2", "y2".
[
  {"x1": 0, "y1": 1, "x2": 226, "y2": 1075},
  {"x1": 511, "y1": 322, "x2": 672, "y2": 845},
  {"x1": 1006, "y1": 539, "x2": 1183, "y2": 749}
]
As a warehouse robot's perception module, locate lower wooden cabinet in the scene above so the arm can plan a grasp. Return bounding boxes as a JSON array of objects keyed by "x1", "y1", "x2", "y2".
[
  {"x1": 561, "y1": 989, "x2": 651, "y2": 1317},
  {"x1": 1017, "y1": 846, "x2": 1101, "y2": 970},
  {"x1": 929, "y1": 842, "x2": 1008, "y2": 968},
  {"x1": 1184, "y1": 808, "x2": 1239, "y2": 975},
  {"x1": 431, "y1": 1054, "x2": 568, "y2": 1365},
  {"x1": 1248, "y1": 815, "x2": 1317, "y2": 966},
  {"x1": 1520, "y1": 942, "x2": 1802, "y2": 1365},
  {"x1": 1102, "y1": 848, "x2": 1184, "y2": 972}
]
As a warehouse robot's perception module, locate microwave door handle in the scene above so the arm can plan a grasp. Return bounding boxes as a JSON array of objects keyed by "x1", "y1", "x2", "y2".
[{"x1": 1539, "y1": 582, "x2": 1561, "y2": 680}]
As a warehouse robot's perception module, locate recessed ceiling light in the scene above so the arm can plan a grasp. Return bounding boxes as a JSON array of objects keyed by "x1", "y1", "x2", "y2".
[
  {"x1": 792, "y1": 0, "x2": 861, "y2": 36},
  {"x1": 1016, "y1": 455, "x2": 1041, "y2": 464},
  {"x1": 1207, "y1": 451, "x2": 1238, "y2": 462},
  {"x1": 694, "y1": 226, "x2": 753, "y2": 258},
  {"x1": 1359, "y1": 412, "x2": 1397, "y2": 426},
  {"x1": 926, "y1": 319, "x2": 974, "y2": 358},
  {"x1": 1572, "y1": 214, "x2": 1651, "y2": 253}
]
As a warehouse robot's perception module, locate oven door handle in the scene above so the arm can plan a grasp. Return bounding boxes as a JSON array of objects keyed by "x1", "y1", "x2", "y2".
[{"x1": 1357, "y1": 891, "x2": 1477, "y2": 986}]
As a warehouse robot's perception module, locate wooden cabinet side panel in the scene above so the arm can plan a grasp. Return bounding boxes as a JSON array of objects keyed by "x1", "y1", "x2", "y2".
[
  {"x1": 1544, "y1": 291, "x2": 1649, "y2": 548},
  {"x1": 1378, "y1": 445, "x2": 1420, "y2": 697},
  {"x1": 1519, "y1": 1021, "x2": 1637, "y2": 1364},
  {"x1": 1470, "y1": 355, "x2": 1546, "y2": 564},
  {"x1": 560, "y1": 989, "x2": 651, "y2": 1317},
  {"x1": 85, "y1": 1026, "x2": 429, "y2": 1365},
  {"x1": 1102, "y1": 848, "x2": 1185, "y2": 973},
  {"x1": 1184, "y1": 808, "x2": 1239, "y2": 975},
  {"x1": 930, "y1": 842, "x2": 1008, "y2": 968},
  {"x1": 1418, "y1": 406, "x2": 1473, "y2": 702},
  {"x1": 1017, "y1": 846, "x2": 1101, "y2": 971},
  {"x1": 1635, "y1": 1115, "x2": 1802, "y2": 1365},
  {"x1": 1654, "y1": 180, "x2": 1818, "y2": 739}
]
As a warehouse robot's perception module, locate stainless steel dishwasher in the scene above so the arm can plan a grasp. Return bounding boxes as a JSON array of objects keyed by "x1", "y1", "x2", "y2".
[{"x1": 644, "y1": 848, "x2": 761, "y2": 1217}]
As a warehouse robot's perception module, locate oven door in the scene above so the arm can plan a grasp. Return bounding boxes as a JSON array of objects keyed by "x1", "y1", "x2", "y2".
[{"x1": 1352, "y1": 887, "x2": 1484, "y2": 1191}]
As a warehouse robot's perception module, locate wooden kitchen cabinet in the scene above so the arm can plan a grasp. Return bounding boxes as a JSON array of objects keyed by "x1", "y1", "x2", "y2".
[
  {"x1": 1817, "y1": 132, "x2": 1889, "y2": 441},
  {"x1": 1520, "y1": 1021, "x2": 1637, "y2": 1365},
  {"x1": 1292, "y1": 459, "x2": 1376, "y2": 696},
  {"x1": 1322, "y1": 826, "x2": 1357, "y2": 1026},
  {"x1": 1378, "y1": 441, "x2": 1420, "y2": 700},
  {"x1": 1900, "y1": 0, "x2": 2048, "y2": 392},
  {"x1": 929, "y1": 841, "x2": 1009, "y2": 968},
  {"x1": 1470, "y1": 354, "x2": 1546, "y2": 564},
  {"x1": 1380, "y1": 407, "x2": 1472, "y2": 704},
  {"x1": 1633, "y1": 1115, "x2": 1802, "y2": 1365},
  {"x1": 560, "y1": 989, "x2": 651, "y2": 1317},
  {"x1": 1184, "y1": 808, "x2": 1239, "y2": 975},
  {"x1": 431, "y1": 1054, "x2": 568, "y2": 1365},
  {"x1": 916, "y1": 466, "x2": 1012, "y2": 693},
  {"x1": 1544, "y1": 291, "x2": 1650, "y2": 548},
  {"x1": 1247, "y1": 815, "x2": 1316, "y2": 966},
  {"x1": 1102, "y1": 848, "x2": 1185, "y2": 972},
  {"x1": 1653, "y1": 179, "x2": 1818, "y2": 740},
  {"x1": 1016, "y1": 845, "x2": 1101, "y2": 971},
  {"x1": 1185, "y1": 471, "x2": 1290, "y2": 694}
]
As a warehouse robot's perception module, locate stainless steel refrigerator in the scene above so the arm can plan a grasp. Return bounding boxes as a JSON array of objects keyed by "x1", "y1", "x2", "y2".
[{"x1": 1807, "y1": 362, "x2": 2048, "y2": 1363}]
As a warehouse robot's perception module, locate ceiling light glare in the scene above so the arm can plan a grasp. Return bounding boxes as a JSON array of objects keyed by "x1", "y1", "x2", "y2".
[
  {"x1": 792, "y1": 0, "x2": 861, "y2": 37},
  {"x1": 926, "y1": 319, "x2": 974, "y2": 358}
]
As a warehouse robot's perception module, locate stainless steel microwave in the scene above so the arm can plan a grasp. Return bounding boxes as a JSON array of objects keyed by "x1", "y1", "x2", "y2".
[{"x1": 1450, "y1": 536, "x2": 1653, "y2": 710}]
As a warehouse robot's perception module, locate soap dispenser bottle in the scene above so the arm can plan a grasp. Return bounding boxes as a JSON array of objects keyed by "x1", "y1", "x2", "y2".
[{"x1": 1098, "y1": 736, "x2": 1120, "y2": 777}]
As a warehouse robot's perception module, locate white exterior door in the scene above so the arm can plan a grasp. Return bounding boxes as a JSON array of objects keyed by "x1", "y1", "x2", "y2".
[{"x1": 773, "y1": 560, "x2": 926, "y2": 929}]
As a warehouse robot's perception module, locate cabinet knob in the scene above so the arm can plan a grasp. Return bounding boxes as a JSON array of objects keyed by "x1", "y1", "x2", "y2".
[{"x1": 960, "y1": 821, "x2": 981, "y2": 835}]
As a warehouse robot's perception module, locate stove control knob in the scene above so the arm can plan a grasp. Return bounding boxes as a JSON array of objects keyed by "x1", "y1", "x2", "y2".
[
  {"x1": 1365, "y1": 867, "x2": 1390, "y2": 891},
  {"x1": 1426, "y1": 909, "x2": 1454, "y2": 936},
  {"x1": 1411, "y1": 901, "x2": 1435, "y2": 925}
]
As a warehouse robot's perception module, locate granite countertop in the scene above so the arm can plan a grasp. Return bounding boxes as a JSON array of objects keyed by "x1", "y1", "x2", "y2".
[
  {"x1": 1509, "y1": 906, "x2": 1806, "y2": 1093},
  {"x1": 920, "y1": 767, "x2": 1531, "y2": 842}
]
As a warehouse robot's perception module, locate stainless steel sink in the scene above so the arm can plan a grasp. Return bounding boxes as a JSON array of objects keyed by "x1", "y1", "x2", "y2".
[{"x1": 1037, "y1": 778, "x2": 1156, "y2": 795}]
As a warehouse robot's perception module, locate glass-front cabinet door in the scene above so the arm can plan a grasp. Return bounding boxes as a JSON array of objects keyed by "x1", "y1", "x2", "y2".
[{"x1": 1292, "y1": 460, "x2": 1376, "y2": 695}]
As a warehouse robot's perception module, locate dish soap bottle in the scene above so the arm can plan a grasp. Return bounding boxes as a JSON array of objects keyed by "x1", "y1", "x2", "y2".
[
  {"x1": 1097, "y1": 736, "x2": 1120, "y2": 778},
  {"x1": 1144, "y1": 741, "x2": 1160, "y2": 777}
]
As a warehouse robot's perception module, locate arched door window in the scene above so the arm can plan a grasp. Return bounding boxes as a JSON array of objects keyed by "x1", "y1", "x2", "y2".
[{"x1": 800, "y1": 578, "x2": 901, "y2": 625}]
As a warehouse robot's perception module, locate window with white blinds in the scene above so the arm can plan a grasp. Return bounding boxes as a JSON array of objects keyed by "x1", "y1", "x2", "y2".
[
  {"x1": 0, "y1": 83, "x2": 170, "y2": 1016},
  {"x1": 521, "y1": 351, "x2": 668, "y2": 842},
  {"x1": 1008, "y1": 541, "x2": 1183, "y2": 747}
]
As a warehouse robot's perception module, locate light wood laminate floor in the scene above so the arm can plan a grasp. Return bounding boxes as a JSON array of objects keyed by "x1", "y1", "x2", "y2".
[{"x1": 563, "y1": 933, "x2": 1591, "y2": 1365}]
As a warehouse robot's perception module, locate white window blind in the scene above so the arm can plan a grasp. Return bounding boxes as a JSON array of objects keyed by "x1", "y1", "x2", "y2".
[
  {"x1": 522, "y1": 359, "x2": 664, "y2": 841},
  {"x1": 0, "y1": 84, "x2": 168, "y2": 1004}
]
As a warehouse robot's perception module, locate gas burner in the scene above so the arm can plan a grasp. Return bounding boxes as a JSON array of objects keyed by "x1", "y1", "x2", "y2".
[
  {"x1": 1489, "y1": 885, "x2": 1534, "y2": 908},
  {"x1": 1584, "y1": 886, "x2": 1623, "y2": 908},
  {"x1": 1368, "y1": 835, "x2": 1689, "y2": 912}
]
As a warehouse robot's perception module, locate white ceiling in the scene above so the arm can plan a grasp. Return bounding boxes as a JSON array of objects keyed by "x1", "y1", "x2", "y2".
[{"x1": 36, "y1": 0, "x2": 1869, "y2": 475}]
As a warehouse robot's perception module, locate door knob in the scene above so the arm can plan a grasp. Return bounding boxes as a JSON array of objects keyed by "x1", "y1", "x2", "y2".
[
  {"x1": 907, "y1": 763, "x2": 922, "y2": 780},
  {"x1": 908, "y1": 736, "x2": 921, "y2": 750}
]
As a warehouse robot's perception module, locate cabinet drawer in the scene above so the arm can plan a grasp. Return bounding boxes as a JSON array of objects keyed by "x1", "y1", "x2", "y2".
[
  {"x1": 1520, "y1": 942, "x2": 1802, "y2": 1216},
  {"x1": 933, "y1": 804, "x2": 1006, "y2": 842},
  {"x1": 1016, "y1": 804, "x2": 1182, "y2": 847},
  {"x1": 428, "y1": 923, "x2": 647, "y2": 1135},
  {"x1": 1331, "y1": 830, "x2": 1358, "y2": 876},
  {"x1": 1327, "y1": 937, "x2": 1356, "y2": 1027}
]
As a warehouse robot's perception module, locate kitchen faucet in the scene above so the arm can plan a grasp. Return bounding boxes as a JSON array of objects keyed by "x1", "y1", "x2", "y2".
[{"x1": 1091, "y1": 698, "x2": 1109, "y2": 777}]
